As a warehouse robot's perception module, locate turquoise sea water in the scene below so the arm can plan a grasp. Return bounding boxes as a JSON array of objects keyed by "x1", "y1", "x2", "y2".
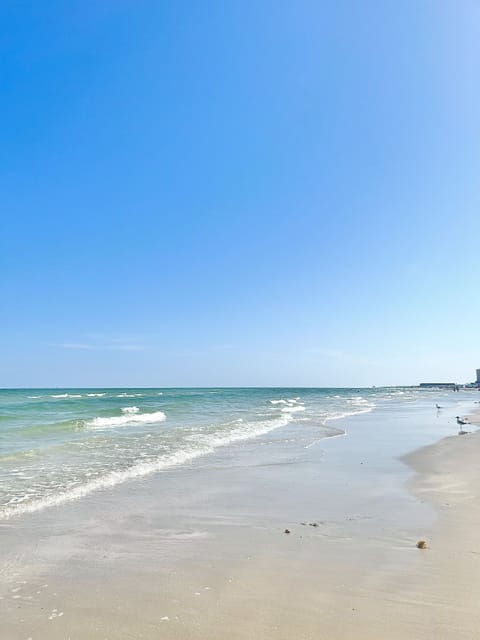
[{"x1": 0, "y1": 387, "x2": 433, "y2": 519}]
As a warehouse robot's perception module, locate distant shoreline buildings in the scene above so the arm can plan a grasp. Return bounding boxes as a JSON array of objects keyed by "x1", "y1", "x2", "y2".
[
  {"x1": 419, "y1": 382, "x2": 457, "y2": 389},
  {"x1": 419, "y1": 368, "x2": 480, "y2": 390}
]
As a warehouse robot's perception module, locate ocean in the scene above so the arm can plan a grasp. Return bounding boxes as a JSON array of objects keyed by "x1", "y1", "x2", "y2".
[{"x1": 0, "y1": 386, "x2": 447, "y2": 520}]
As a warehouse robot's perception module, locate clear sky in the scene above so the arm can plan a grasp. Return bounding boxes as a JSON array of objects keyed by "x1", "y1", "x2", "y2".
[{"x1": 1, "y1": 1, "x2": 479, "y2": 388}]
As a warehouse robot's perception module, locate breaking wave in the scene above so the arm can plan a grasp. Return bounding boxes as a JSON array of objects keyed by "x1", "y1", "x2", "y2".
[
  {"x1": 0, "y1": 413, "x2": 291, "y2": 520},
  {"x1": 85, "y1": 410, "x2": 166, "y2": 429}
]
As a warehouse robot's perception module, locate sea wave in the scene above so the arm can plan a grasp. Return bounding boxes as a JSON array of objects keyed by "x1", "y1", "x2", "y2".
[
  {"x1": 270, "y1": 398, "x2": 303, "y2": 406},
  {"x1": 0, "y1": 448, "x2": 200, "y2": 520},
  {"x1": 116, "y1": 393, "x2": 144, "y2": 398},
  {"x1": 121, "y1": 406, "x2": 140, "y2": 414},
  {"x1": 0, "y1": 413, "x2": 292, "y2": 520},
  {"x1": 85, "y1": 410, "x2": 166, "y2": 429},
  {"x1": 281, "y1": 405, "x2": 306, "y2": 413},
  {"x1": 51, "y1": 394, "x2": 83, "y2": 399},
  {"x1": 324, "y1": 404, "x2": 375, "y2": 422},
  {"x1": 347, "y1": 396, "x2": 370, "y2": 405}
]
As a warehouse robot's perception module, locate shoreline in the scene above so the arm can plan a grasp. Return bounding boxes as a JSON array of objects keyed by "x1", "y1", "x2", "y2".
[{"x1": 1, "y1": 394, "x2": 479, "y2": 638}]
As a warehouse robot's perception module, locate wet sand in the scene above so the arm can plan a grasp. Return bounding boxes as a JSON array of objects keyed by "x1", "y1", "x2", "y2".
[{"x1": 1, "y1": 395, "x2": 479, "y2": 639}]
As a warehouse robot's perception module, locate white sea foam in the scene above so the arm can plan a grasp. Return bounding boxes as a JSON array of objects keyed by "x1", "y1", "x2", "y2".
[
  {"x1": 86, "y1": 393, "x2": 106, "y2": 397},
  {"x1": 270, "y1": 398, "x2": 304, "y2": 409},
  {"x1": 323, "y1": 403, "x2": 375, "y2": 423},
  {"x1": 85, "y1": 410, "x2": 166, "y2": 429},
  {"x1": 0, "y1": 413, "x2": 291, "y2": 520},
  {"x1": 50, "y1": 394, "x2": 83, "y2": 399},
  {"x1": 116, "y1": 393, "x2": 144, "y2": 398},
  {"x1": 121, "y1": 406, "x2": 140, "y2": 414},
  {"x1": 281, "y1": 405, "x2": 306, "y2": 413},
  {"x1": 347, "y1": 397, "x2": 370, "y2": 406},
  {"x1": 202, "y1": 414, "x2": 290, "y2": 449}
]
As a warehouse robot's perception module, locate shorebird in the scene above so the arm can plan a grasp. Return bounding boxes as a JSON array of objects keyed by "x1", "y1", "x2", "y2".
[
  {"x1": 435, "y1": 404, "x2": 442, "y2": 409},
  {"x1": 456, "y1": 416, "x2": 468, "y2": 426}
]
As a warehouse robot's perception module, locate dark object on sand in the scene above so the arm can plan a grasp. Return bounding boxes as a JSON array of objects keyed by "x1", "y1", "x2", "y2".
[
  {"x1": 284, "y1": 529, "x2": 291, "y2": 534},
  {"x1": 416, "y1": 540, "x2": 427, "y2": 549}
]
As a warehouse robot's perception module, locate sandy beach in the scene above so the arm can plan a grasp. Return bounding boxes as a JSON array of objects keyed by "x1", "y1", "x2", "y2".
[{"x1": 1, "y1": 393, "x2": 479, "y2": 639}]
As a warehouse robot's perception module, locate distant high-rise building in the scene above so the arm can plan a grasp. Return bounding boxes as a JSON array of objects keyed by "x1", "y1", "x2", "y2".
[{"x1": 477, "y1": 369, "x2": 480, "y2": 385}]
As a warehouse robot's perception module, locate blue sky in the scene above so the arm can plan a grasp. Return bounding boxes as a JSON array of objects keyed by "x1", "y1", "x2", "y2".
[{"x1": 1, "y1": 1, "x2": 479, "y2": 387}]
